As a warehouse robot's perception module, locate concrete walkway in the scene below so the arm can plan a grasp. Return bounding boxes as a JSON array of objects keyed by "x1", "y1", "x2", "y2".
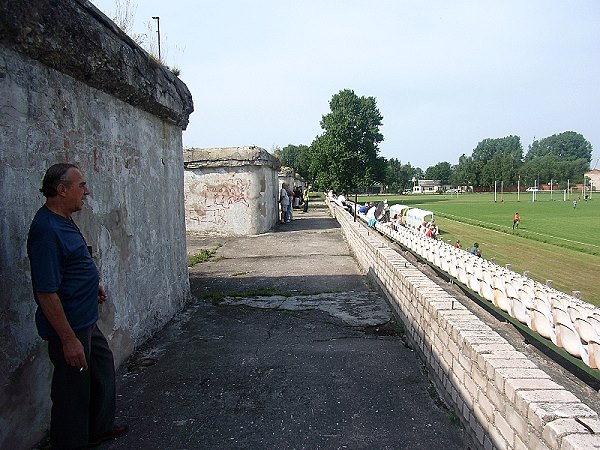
[{"x1": 104, "y1": 205, "x2": 465, "y2": 449}]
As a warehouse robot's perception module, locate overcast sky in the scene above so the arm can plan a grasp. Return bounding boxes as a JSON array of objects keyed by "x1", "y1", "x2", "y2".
[{"x1": 91, "y1": 0, "x2": 600, "y2": 170}]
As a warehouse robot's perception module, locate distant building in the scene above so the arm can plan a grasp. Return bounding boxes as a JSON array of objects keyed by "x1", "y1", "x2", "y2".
[
  {"x1": 585, "y1": 169, "x2": 600, "y2": 191},
  {"x1": 413, "y1": 179, "x2": 441, "y2": 194}
]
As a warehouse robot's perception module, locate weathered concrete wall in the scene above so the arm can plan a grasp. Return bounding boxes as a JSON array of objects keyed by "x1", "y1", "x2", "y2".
[
  {"x1": 0, "y1": 1, "x2": 193, "y2": 447},
  {"x1": 329, "y1": 201, "x2": 600, "y2": 450},
  {"x1": 184, "y1": 147, "x2": 279, "y2": 235},
  {"x1": 278, "y1": 166, "x2": 304, "y2": 189}
]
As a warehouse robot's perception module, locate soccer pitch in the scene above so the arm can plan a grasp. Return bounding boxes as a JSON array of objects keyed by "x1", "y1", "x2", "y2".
[{"x1": 359, "y1": 192, "x2": 600, "y2": 306}]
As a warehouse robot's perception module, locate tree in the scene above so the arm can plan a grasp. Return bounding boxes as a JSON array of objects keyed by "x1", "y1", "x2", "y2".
[
  {"x1": 450, "y1": 154, "x2": 476, "y2": 188},
  {"x1": 383, "y1": 158, "x2": 424, "y2": 192},
  {"x1": 424, "y1": 162, "x2": 452, "y2": 185},
  {"x1": 520, "y1": 155, "x2": 589, "y2": 187},
  {"x1": 521, "y1": 132, "x2": 593, "y2": 186},
  {"x1": 471, "y1": 136, "x2": 523, "y2": 188},
  {"x1": 310, "y1": 89, "x2": 383, "y2": 192},
  {"x1": 274, "y1": 144, "x2": 311, "y2": 180},
  {"x1": 384, "y1": 158, "x2": 403, "y2": 193},
  {"x1": 525, "y1": 131, "x2": 593, "y2": 163}
]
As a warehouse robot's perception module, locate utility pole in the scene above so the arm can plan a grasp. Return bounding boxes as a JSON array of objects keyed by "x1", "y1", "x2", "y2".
[{"x1": 152, "y1": 16, "x2": 161, "y2": 62}]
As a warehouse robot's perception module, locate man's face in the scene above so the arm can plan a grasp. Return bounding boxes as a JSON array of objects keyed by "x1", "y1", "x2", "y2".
[{"x1": 61, "y1": 168, "x2": 90, "y2": 213}]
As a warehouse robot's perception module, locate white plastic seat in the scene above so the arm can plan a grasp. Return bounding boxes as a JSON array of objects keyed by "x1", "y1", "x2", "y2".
[
  {"x1": 567, "y1": 305, "x2": 583, "y2": 323},
  {"x1": 480, "y1": 281, "x2": 495, "y2": 302},
  {"x1": 587, "y1": 315, "x2": 600, "y2": 338},
  {"x1": 534, "y1": 298, "x2": 553, "y2": 318},
  {"x1": 482, "y1": 271, "x2": 494, "y2": 288},
  {"x1": 505, "y1": 280, "x2": 519, "y2": 299},
  {"x1": 473, "y1": 264, "x2": 483, "y2": 281},
  {"x1": 509, "y1": 297, "x2": 530, "y2": 326},
  {"x1": 531, "y1": 308, "x2": 557, "y2": 344},
  {"x1": 517, "y1": 288, "x2": 534, "y2": 309},
  {"x1": 449, "y1": 263, "x2": 459, "y2": 279},
  {"x1": 552, "y1": 306, "x2": 572, "y2": 327},
  {"x1": 458, "y1": 267, "x2": 469, "y2": 285},
  {"x1": 535, "y1": 288, "x2": 552, "y2": 308},
  {"x1": 586, "y1": 340, "x2": 600, "y2": 369},
  {"x1": 468, "y1": 274, "x2": 480, "y2": 293},
  {"x1": 433, "y1": 251, "x2": 441, "y2": 267},
  {"x1": 441, "y1": 258, "x2": 449, "y2": 273},
  {"x1": 556, "y1": 321, "x2": 584, "y2": 359},
  {"x1": 575, "y1": 317, "x2": 600, "y2": 343},
  {"x1": 521, "y1": 283, "x2": 535, "y2": 301},
  {"x1": 493, "y1": 288, "x2": 510, "y2": 312}
]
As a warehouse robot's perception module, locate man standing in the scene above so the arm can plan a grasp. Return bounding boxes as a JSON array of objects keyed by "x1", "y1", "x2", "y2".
[
  {"x1": 302, "y1": 185, "x2": 309, "y2": 213},
  {"x1": 513, "y1": 212, "x2": 520, "y2": 229},
  {"x1": 27, "y1": 163, "x2": 128, "y2": 449},
  {"x1": 279, "y1": 183, "x2": 290, "y2": 223}
]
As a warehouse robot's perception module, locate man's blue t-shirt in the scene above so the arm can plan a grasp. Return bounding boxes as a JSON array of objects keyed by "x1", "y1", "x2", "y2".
[{"x1": 27, "y1": 206, "x2": 99, "y2": 338}]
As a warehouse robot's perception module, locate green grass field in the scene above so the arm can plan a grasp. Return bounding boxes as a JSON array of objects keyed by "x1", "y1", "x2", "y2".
[{"x1": 358, "y1": 192, "x2": 600, "y2": 306}]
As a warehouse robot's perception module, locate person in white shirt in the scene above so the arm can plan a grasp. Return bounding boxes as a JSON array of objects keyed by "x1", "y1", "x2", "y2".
[{"x1": 279, "y1": 183, "x2": 290, "y2": 223}]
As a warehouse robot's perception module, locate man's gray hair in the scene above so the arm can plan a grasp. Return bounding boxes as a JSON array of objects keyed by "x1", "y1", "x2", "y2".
[{"x1": 40, "y1": 163, "x2": 79, "y2": 198}]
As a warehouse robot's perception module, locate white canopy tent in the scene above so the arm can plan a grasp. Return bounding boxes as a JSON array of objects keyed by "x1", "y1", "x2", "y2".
[
  {"x1": 389, "y1": 204, "x2": 434, "y2": 228},
  {"x1": 405, "y1": 207, "x2": 434, "y2": 228}
]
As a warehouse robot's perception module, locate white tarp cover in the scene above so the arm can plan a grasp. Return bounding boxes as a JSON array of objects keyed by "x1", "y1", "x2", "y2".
[
  {"x1": 389, "y1": 204, "x2": 410, "y2": 216},
  {"x1": 404, "y1": 207, "x2": 434, "y2": 228}
]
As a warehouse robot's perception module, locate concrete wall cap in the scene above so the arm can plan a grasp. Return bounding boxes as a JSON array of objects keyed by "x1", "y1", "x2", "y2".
[
  {"x1": 0, "y1": 0, "x2": 194, "y2": 129},
  {"x1": 183, "y1": 146, "x2": 280, "y2": 169}
]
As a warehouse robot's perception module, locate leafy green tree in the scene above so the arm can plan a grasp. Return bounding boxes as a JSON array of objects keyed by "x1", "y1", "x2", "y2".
[
  {"x1": 274, "y1": 144, "x2": 311, "y2": 180},
  {"x1": 384, "y1": 158, "x2": 423, "y2": 192},
  {"x1": 424, "y1": 162, "x2": 453, "y2": 184},
  {"x1": 373, "y1": 156, "x2": 388, "y2": 185},
  {"x1": 450, "y1": 155, "x2": 477, "y2": 188},
  {"x1": 385, "y1": 158, "x2": 403, "y2": 192},
  {"x1": 520, "y1": 155, "x2": 589, "y2": 187},
  {"x1": 310, "y1": 89, "x2": 383, "y2": 192},
  {"x1": 471, "y1": 136, "x2": 523, "y2": 188},
  {"x1": 525, "y1": 131, "x2": 593, "y2": 163}
]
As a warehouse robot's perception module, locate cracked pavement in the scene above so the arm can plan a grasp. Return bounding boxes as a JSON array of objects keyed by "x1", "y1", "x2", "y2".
[{"x1": 104, "y1": 206, "x2": 465, "y2": 449}]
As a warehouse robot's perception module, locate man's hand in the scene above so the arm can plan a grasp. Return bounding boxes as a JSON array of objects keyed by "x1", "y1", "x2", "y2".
[
  {"x1": 62, "y1": 335, "x2": 88, "y2": 370},
  {"x1": 98, "y1": 285, "x2": 108, "y2": 304},
  {"x1": 36, "y1": 292, "x2": 89, "y2": 370}
]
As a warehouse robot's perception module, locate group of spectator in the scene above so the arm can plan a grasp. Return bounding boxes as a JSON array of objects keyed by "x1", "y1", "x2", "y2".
[
  {"x1": 328, "y1": 191, "x2": 355, "y2": 215},
  {"x1": 279, "y1": 183, "x2": 308, "y2": 223},
  {"x1": 454, "y1": 240, "x2": 482, "y2": 257},
  {"x1": 416, "y1": 219, "x2": 439, "y2": 239},
  {"x1": 334, "y1": 195, "x2": 485, "y2": 258}
]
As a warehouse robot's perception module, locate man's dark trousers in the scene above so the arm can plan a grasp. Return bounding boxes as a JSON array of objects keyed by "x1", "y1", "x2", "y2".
[{"x1": 47, "y1": 323, "x2": 116, "y2": 448}]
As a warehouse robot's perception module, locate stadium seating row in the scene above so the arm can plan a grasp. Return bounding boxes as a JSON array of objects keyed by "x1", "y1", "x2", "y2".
[{"x1": 356, "y1": 210, "x2": 600, "y2": 371}]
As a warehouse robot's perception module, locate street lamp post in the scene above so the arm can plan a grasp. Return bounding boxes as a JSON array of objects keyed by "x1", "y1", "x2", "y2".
[
  {"x1": 152, "y1": 16, "x2": 161, "y2": 62},
  {"x1": 354, "y1": 149, "x2": 359, "y2": 222}
]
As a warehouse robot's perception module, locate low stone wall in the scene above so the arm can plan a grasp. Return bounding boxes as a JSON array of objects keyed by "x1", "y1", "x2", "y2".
[
  {"x1": 329, "y1": 202, "x2": 600, "y2": 450},
  {"x1": 184, "y1": 146, "x2": 279, "y2": 235}
]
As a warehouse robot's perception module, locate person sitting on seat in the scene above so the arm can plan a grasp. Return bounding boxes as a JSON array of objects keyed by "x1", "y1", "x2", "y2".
[
  {"x1": 358, "y1": 202, "x2": 370, "y2": 214},
  {"x1": 470, "y1": 242, "x2": 481, "y2": 257},
  {"x1": 366, "y1": 204, "x2": 377, "y2": 227}
]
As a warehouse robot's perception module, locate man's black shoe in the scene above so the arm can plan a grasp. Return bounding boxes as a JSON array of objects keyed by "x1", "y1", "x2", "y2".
[{"x1": 88, "y1": 425, "x2": 129, "y2": 447}]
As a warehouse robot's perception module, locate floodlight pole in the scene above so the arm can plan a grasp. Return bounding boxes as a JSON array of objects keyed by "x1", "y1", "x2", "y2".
[{"x1": 152, "y1": 16, "x2": 161, "y2": 62}]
